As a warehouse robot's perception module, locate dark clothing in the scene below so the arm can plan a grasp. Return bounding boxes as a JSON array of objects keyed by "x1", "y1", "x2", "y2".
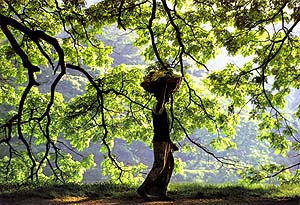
[
  {"x1": 137, "y1": 142, "x2": 174, "y2": 197},
  {"x1": 138, "y1": 106, "x2": 174, "y2": 198},
  {"x1": 150, "y1": 149, "x2": 174, "y2": 195},
  {"x1": 152, "y1": 108, "x2": 171, "y2": 143}
]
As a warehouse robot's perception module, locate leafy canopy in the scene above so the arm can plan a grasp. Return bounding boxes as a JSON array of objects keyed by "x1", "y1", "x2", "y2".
[{"x1": 0, "y1": 0, "x2": 299, "y2": 184}]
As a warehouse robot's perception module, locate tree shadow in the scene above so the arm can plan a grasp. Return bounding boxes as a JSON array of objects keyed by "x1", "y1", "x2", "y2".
[{"x1": 0, "y1": 183, "x2": 300, "y2": 205}]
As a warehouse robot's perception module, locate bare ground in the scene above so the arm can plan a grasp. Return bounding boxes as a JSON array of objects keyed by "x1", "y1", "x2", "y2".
[
  {"x1": 1, "y1": 196, "x2": 299, "y2": 205},
  {"x1": 1, "y1": 183, "x2": 300, "y2": 205}
]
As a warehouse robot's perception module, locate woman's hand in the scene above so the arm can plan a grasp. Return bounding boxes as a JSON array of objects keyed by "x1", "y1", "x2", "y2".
[{"x1": 171, "y1": 142, "x2": 179, "y2": 152}]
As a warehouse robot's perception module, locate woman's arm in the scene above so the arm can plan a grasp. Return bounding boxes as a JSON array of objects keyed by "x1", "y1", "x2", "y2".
[{"x1": 154, "y1": 80, "x2": 168, "y2": 114}]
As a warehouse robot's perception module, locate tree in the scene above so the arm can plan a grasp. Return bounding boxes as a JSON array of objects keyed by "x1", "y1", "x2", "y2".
[{"x1": 0, "y1": 0, "x2": 299, "y2": 184}]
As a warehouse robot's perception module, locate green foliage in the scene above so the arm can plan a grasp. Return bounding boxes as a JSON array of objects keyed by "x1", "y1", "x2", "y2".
[
  {"x1": 0, "y1": 152, "x2": 35, "y2": 183},
  {"x1": 101, "y1": 157, "x2": 146, "y2": 185},
  {"x1": 0, "y1": 0, "x2": 300, "y2": 186},
  {"x1": 49, "y1": 153, "x2": 95, "y2": 183}
]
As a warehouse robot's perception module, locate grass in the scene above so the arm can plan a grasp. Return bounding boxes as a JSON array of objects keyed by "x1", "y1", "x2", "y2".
[
  {"x1": 0, "y1": 182, "x2": 300, "y2": 202},
  {"x1": 0, "y1": 182, "x2": 135, "y2": 200},
  {"x1": 169, "y1": 183, "x2": 300, "y2": 201}
]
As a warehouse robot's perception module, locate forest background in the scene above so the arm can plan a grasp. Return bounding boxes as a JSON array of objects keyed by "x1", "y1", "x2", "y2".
[{"x1": 0, "y1": 0, "x2": 300, "y2": 188}]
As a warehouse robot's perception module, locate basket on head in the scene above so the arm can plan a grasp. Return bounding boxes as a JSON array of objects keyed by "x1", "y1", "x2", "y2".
[{"x1": 141, "y1": 69, "x2": 182, "y2": 93}]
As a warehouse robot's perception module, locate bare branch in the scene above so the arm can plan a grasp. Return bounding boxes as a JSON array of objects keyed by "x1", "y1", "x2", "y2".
[
  {"x1": 118, "y1": 0, "x2": 126, "y2": 30},
  {"x1": 148, "y1": 0, "x2": 167, "y2": 69},
  {"x1": 66, "y1": 64, "x2": 124, "y2": 175},
  {"x1": 174, "y1": 117, "x2": 238, "y2": 167}
]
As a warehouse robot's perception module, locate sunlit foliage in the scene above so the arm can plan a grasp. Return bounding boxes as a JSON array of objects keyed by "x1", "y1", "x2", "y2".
[{"x1": 0, "y1": 0, "x2": 299, "y2": 185}]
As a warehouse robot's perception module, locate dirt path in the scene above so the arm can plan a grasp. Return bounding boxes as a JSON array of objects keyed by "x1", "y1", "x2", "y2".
[{"x1": 1, "y1": 197, "x2": 300, "y2": 205}]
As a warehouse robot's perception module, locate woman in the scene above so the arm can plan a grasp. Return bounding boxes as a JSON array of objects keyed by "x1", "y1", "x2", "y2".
[{"x1": 137, "y1": 78, "x2": 178, "y2": 201}]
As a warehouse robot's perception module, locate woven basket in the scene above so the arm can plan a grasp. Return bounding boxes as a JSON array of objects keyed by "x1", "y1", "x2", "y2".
[{"x1": 141, "y1": 70, "x2": 182, "y2": 93}]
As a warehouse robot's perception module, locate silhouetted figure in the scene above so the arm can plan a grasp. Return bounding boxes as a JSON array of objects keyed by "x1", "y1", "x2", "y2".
[{"x1": 138, "y1": 76, "x2": 180, "y2": 201}]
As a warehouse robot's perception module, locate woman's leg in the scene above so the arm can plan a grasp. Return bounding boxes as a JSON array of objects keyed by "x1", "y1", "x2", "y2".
[
  {"x1": 154, "y1": 150, "x2": 174, "y2": 195},
  {"x1": 137, "y1": 142, "x2": 170, "y2": 196}
]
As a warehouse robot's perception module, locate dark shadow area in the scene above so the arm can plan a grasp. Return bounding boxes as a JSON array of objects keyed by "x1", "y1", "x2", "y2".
[{"x1": 0, "y1": 183, "x2": 300, "y2": 205}]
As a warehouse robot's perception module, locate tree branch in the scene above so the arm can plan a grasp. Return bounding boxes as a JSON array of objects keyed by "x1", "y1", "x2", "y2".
[
  {"x1": 147, "y1": 0, "x2": 167, "y2": 70},
  {"x1": 66, "y1": 64, "x2": 124, "y2": 175},
  {"x1": 174, "y1": 117, "x2": 238, "y2": 167}
]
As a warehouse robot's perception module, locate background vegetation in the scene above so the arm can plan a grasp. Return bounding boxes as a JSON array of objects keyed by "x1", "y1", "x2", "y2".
[{"x1": 0, "y1": 0, "x2": 300, "y2": 188}]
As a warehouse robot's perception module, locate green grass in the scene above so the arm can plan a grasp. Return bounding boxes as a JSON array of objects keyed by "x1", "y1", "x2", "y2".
[
  {"x1": 0, "y1": 182, "x2": 300, "y2": 202},
  {"x1": 169, "y1": 183, "x2": 300, "y2": 200},
  {"x1": 0, "y1": 182, "x2": 136, "y2": 200}
]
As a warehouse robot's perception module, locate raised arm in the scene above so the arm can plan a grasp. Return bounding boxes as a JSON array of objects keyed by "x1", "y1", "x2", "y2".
[{"x1": 154, "y1": 80, "x2": 168, "y2": 114}]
